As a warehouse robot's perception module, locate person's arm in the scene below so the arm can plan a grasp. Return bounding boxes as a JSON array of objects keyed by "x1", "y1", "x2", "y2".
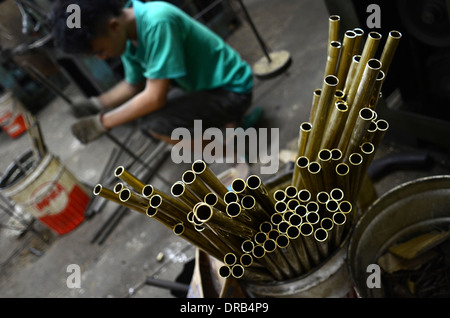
[
  {"x1": 97, "y1": 79, "x2": 146, "y2": 109},
  {"x1": 101, "y1": 77, "x2": 170, "y2": 129}
]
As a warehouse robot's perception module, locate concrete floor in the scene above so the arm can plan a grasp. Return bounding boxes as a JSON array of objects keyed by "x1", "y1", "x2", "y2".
[{"x1": 1, "y1": 0, "x2": 450, "y2": 298}]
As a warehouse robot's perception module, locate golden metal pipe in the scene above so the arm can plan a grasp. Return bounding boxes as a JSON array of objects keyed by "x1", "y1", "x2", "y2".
[
  {"x1": 251, "y1": 244, "x2": 285, "y2": 281},
  {"x1": 218, "y1": 265, "x2": 231, "y2": 278},
  {"x1": 146, "y1": 206, "x2": 179, "y2": 229},
  {"x1": 276, "y1": 234, "x2": 304, "y2": 276},
  {"x1": 241, "y1": 239, "x2": 254, "y2": 254},
  {"x1": 309, "y1": 89, "x2": 322, "y2": 123},
  {"x1": 338, "y1": 59, "x2": 381, "y2": 154},
  {"x1": 241, "y1": 194, "x2": 271, "y2": 221},
  {"x1": 335, "y1": 162, "x2": 350, "y2": 197},
  {"x1": 352, "y1": 28, "x2": 365, "y2": 56},
  {"x1": 380, "y1": 30, "x2": 402, "y2": 77},
  {"x1": 113, "y1": 182, "x2": 125, "y2": 194},
  {"x1": 231, "y1": 264, "x2": 245, "y2": 279},
  {"x1": 259, "y1": 221, "x2": 273, "y2": 233},
  {"x1": 224, "y1": 252, "x2": 238, "y2": 266},
  {"x1": 318, "y1": 149, "x2": 334, "y2": 191},
  {"x1": 231, "y1": 178, "x2": 247, "y2": 196},
  {"x1": 114, "y1": 166, "x2": 145, "y2": 193},
  {"x1": 297, "y1": 188, "x2": 311, "y2": 203},
  {"x1": 338, "y1": 200, "x2": 352, "y2": 214},
  {"x1": 286, "y1": 224, "x2": 312, "y2": 272},
  {"x1": 274, "y1": 200, "x2": 287, "y2": 213},
  {"x1": 192, "y1": 160, "x2": 228, "y2": 198},
  {"x1": 171, "y1": 181, "x2": 201, "y2": 207},
  {"x1": 344, "y1": 107, "x2": 376, "y2": 159},
  {"x1": 245, "y1": 175, "x2": 276, "y2": 215},
  {"x1": 273, "y1": 189, "x2": 286, "y2": 202},
  {"x1": 93, "y1": 184, "x2": 146, "y2": 214},
  {"x1": 314, "y1": 227, "x2": 329, "y2": 259},
  {"x1": 324, "y1": 41, "x2": 342, "y2": 77},
  {"x1": 149, "y1": 194, "x2": 187, "y2": 223},
  {"x1": 331, "y1": 211, "x2": 347, "y2": 248},
  {"x1": 371, "y1": 119, "x2": 389, "y2": 150},
  {"x1": 304, "y1": 75, "x2": 339, "y2": 160},
  {"x1": 141, "y1": 184, "x2": 167, "y2": 198},
  {"x1": 292, "y1": 122, "x2": 312, "y2": 186},
  {"x1": 326, "y1": 199, "x2": 339, "y2": 214},
  {"x1": 330, "y1": 187, "x2": 344, "y2": 202},
  {"x1": 119, "y1": 188, "x2": 150, "y2": 209},
  {"x1": 300, "y1": 222, "x2": 321, "y2": 266},
  {"x1": 343, "y1": 55, "x2": 361, "y2": 95},
  {"x1": 182, "y1": 170, "x2": 211, "y2": 199},
  {"x1": 173, "y1": 222, "x2": 224, "y2": 261},
  {"x1": 284, "y1": 185, "x2": 298, "y2": 199},
  {"x1": 336, "y1": 30, "x2": 357, "y2": 90},
  {"x1": 328, "y1": 15, "x2": 340, "y2": 44},
  {"x1": 263, "y1": 238, "x2": 295, "y2": 279},
  {"x1": 223, "y1": 191, "x2": 239, "y2": 204},
  {"x1": 287, "y1": 198, "x2": 300, "y2": 211},
  {"x1": 347, "y1": 32, "x2": 382, "y2": 105},
  {"x1": 294, "y1": 156, "x2": 310, "y2": 190},
  {"x1": 306, "y1": 161, "x2": 324, "y2": 196},
  {"x1": 368, "y1": 70, "x2": 385, "y2": 110},
  {"x1": 204, "y1": 192, "x2": 227, "y2": 212},
  {"x1": 195, "y1": 202, "x2": 255, "y2": 239},
  {"x1": 320, "y1": 101, "x2": 349, "y2": 150},
  {"x1": 348, "y1": 152, "x2": 364, "y2": 202},
  {"x1": 289, "y1": 213, "x2": 303, "y2": 227}
]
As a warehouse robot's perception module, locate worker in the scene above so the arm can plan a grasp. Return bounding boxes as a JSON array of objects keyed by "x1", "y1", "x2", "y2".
[{"x1": 50, "y1": 0, "x2": 258, "y2": 147}]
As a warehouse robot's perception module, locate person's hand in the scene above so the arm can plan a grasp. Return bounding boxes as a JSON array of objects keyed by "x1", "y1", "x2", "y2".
[
  {"x1": 71, "y1": 114, "x2": 107, "y2": 144},
  {"x1": 71, "y1": 96, "x2": 103, "y2": 118}
]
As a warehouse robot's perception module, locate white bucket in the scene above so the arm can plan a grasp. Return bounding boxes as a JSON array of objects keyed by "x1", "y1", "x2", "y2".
[
  {"x1": 0, "y1": 153, "x2": 90, "y2": 235},
  {"x1": 0, "y1": 91, "x2": 27, "y2": 138}
]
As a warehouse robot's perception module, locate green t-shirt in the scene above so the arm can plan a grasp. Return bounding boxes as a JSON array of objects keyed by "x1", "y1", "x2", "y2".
[{"x1": 121, "y1": 0, "x2": 253, "y2": 94}]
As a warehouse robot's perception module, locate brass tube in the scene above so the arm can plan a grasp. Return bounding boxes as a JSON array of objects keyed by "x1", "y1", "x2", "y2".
[
  {"x1": 274, "y1": 200, "x2": 287, "y2": 213},
  {"x1": 173, "y1": 222, "x2": 224, "y2": 261},
  {"x1": 224, "y1": 191, "x2": 239, "y2": 204},
  {"x1": 263, "y1": 238, "x2": 295, "y2": 279},
  {"x1": 171, "y1": 181, "x2": 201, "y2": 207},
  {"x1": 347, "y1": 32, "x2": 382, "y2": 105},
  {"x1": 335, "y1": 162, "x2": 350, "y2": 194},
  {"x1": 306, "y1": 201, "x2": 319, "y2": 214},
  {"x1": 344, "y1": 107, "x2": 376, "y2": 159},
  {"x1": 146, "y1": 206, "x2": 179, "y2": 229},
  {"x1": 351, "y1": 28, "x2": 365, "y2": 56},
  {"x1": 267, "y1": 228, "x2": 280, "y2": 241},
  {"x1": 119, "y1": 188, "x2": 150, "y2": 209},
  {"x1": 306, "y1": 211, "x2": 320, "y2": 229},
  {"x1": 343, "y1": 55, "x2": 361, "y2": 95},
  {"x1": 241, "y1": 194, "x2": 271, "y2": 221},
  {"x1": 331, "y1": 211, "x2": 347, "y2": 248},
  {"x1": 380, "y1": 30, "x2": 402, "y2": 77},
  {"x1": 324, "y1": 41, "x2": 342, "y2": 77},
  {"x1": 339, "y1": 200, "x2": 352, "y2": 214},
  {"x1": 318, "y1": 149, "x2": 334, "y2": 191},
  {"x1": 113, "y1": 183, "x2": 125, "y2": 194},
  {"x1": 114, "y1": 166, "x2": 145, "y2": 193},
  {"x1": 292, "y1": 122, "x2": 312, "y2": 186},
  {"x1": 316, "y1": 191, "x2": 330, "y2": 206},
  {"x1": 252, "y1": 244, "x2": 285, "y2": 281},
  {"x1": 270, "y1": 212, "x2": 284, "y2": 226},
  {"x1": 204, "y1": 192, "x2": 227, "y2": 212},
  {"x1": 276, "y1": 234, "x2": 304, "y2": 276},
  {"x1": 245, "y1": 175, "x2": 276, "y2": 215},
  {"x1": 326, "y1": 199, "x2": 339, "y2": 214},
  {"x1": 259, "y1": 221, "x2": 273, "y2": 233},
  {"x1": 141, "y1": 184, "x2": 167, "y2": 199},
  {"x1": 300, "y1": 222, "x2": 321, "y2": 266},
  {"x1": 287, "y1": 198, "x2": 300, "y2": 211},
  {"x1": 306, "y1": 161, "x2": 324, "y2": 196},
  {"x1": 371, "y1": 119, "x2": 389, "y2": 150},
  {"x1": 231, "y1": 264, "x2": 245, "y2": 279},
  {"x1": 368, "y1": 70, "x2": 385, "y2": 110},
  {"x1": 330, "y1": 187, "x2": 344, "y2": 201},
  {"x1": 328, "y1": 15, "x2": 340, "y2": 44},
  {"x1": 284, "y1": 185, "x2": 298, "y2": 199},
  {"x1": 218, "y1": 265, "x2": 231, "y2": 278},
  {"x1": 304, "y1": 75, "x2": 339, "y2": 160},
  {"x1": 182, "y1": 170, "x2": 211, "y2": 199},
  {"x1": 309, "y1": 89, "x2": 322, "y2": 123},
  {"x1": 289, "y1": 213, "x2": 303, "y2": 227},
  {"x1": 273, "y1": 189, "x2": 286, "y2": 202},
  {"x1": 320, "y1": 101, "x2": 349, "y2": 150},
  {"x1": 314, "y1": 227, "x2": 329, "y2": 259},
  {"x1": 338, "y1": 59, "x2": 381, "y2": 153},
  {"x1": 254, "y1": 231, "x2": 268, "y2": 245},
  {"x1": 348, "y1": 152, "x2": 364, "y2": 202},
  {"x1": 294, "y1": 156, "x2": 310, "y2": 190},
  {"x1": 241, "y1": 239, "x2": 254, "y2": 254},
  {"x1": 297, "y1": 188, "x2": 311, "y2": 203},
  {"x1": 93, "y1": 184, "x2": 146, "y2": 214},
  {"x1": 195, "y1": 203, "x2": 255, "y2": 239},
  {"x1": 231, "y1": 178, "x2": 247, "y2": 196},
  {"x1": 277, "y1": 220, "x2": 290, "y2": 234},
  {"x1": 336, "y1": 30, "x2": 357, "y2": 90},
  {"x1": 286, "y1": 224, "x2": 312, "y2": 272},
  {"x1": 192, "y1": 160, "x2": 228, "y2": 198},
  {"x1": 224, "y1": 252, "x2": 238, "y2": 266},
  {"x1": 149, "y1": 194, "x2": 187, "y2": 223}
]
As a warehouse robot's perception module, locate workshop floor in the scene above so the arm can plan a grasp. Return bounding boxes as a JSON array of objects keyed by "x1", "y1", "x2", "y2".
[{"x1": 1, "y1": 0, "x2": 449, "y2": 298}]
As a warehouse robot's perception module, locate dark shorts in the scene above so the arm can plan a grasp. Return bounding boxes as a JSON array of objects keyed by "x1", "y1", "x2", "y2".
[{"x1": 139, "y1": 88, "x2": 252, "y2": 137}]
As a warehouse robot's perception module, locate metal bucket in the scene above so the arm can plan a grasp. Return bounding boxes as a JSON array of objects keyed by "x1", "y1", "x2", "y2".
[
  {"x1": 241, "y1": 172, "x2": 356, "y2": 298},
  {"x1": 0, "y1": 152, "x2": 91, "y2": 235},
  {"x1": 0, "y1": 90, "x2": 27, "y2": 138},
  {"x1": 347, "y1": 175, "x2": 450, "y2": 297}
]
